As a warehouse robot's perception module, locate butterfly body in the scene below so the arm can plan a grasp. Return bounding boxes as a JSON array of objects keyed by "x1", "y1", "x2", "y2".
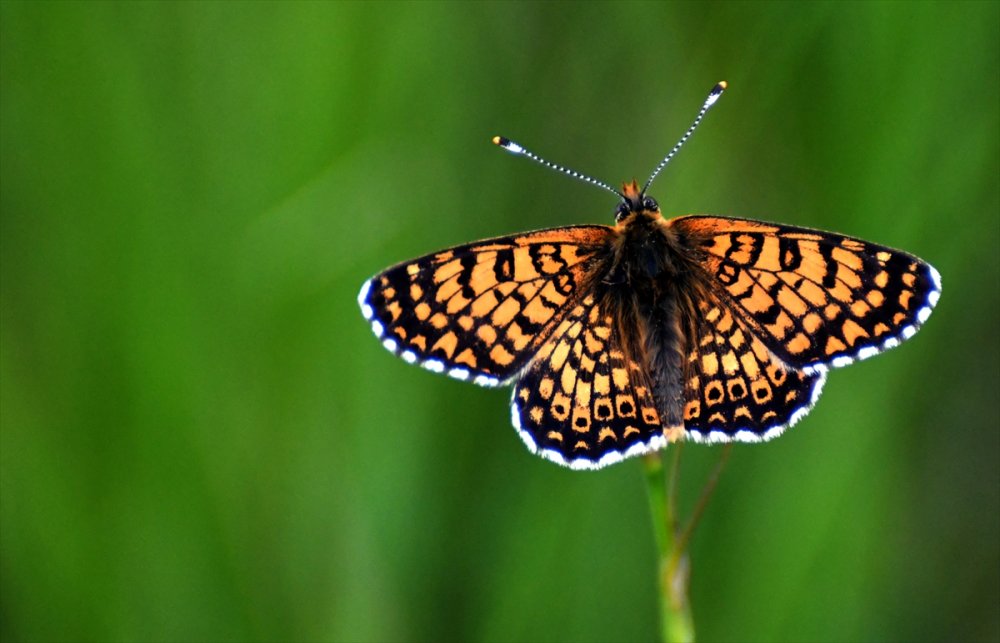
[
  {"x1": 598, "y1": 190, "x2": 699, "y2": 441},
  {"x1": 359, "y1": 84, "x2": 940, "y2": 470}
]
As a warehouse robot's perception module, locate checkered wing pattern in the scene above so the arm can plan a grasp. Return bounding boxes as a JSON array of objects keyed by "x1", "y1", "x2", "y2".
[
  {"x1": 679, "y1": 285, "x2": 826, "y2": 443},
  {"x1": 674, "y1": 216, "x2": 941, "y2": 373},
  {"x1": 359, "y1": 226, "x2": 613, "y2": 386},
  {"x1": 511, "y1": 293, "x2": 666, "y2": 469}
]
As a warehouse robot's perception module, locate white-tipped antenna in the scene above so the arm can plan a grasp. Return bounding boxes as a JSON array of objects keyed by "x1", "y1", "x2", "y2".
[
  {"x1": 642, "y1": 81, "x2": 727, "y2": 194},
  {"x1": 492, "y1": 135, "x2": 624, "y2": 200}
]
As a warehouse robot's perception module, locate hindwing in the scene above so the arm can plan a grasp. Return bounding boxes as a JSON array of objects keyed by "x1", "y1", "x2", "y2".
[
  {"x1": 511, "y1": 292, "x2": 666, "y2": 469},
  {"x1": 677, "y1": 284, "x2": 826, "y2": 443}
]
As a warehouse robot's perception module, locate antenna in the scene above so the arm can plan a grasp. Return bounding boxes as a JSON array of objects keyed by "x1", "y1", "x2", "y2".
[
  {"x1": 642, "y1": 81, "x2": 727, "y2": 194},
  {"x1": 492, "y1": 135, "x2": 624, "y2": 200}
]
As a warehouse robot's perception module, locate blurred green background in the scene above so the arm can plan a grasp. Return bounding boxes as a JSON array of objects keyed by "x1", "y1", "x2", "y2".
[{"x1": 2, "y1": 2, "x2": 998, "y2": 642}]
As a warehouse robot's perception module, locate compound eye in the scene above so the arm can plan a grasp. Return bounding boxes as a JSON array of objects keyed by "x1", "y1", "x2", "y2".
[
  {"x1": 614, "y1": 203, "x2": 631, "y2": 221},
  {"x1": 642, "y1": 197, "x2": 659, "y2": 211}
]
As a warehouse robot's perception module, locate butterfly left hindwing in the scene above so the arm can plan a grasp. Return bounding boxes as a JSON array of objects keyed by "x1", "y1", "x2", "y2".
[
  {"x1": 511, "y1": 292, "x2": 666, "y2": 469},
  {"x1": 359, "y1": 226, "x2": 613, "y2": 386}
]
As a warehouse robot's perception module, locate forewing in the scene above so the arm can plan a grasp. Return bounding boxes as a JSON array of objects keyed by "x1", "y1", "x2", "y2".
[
  {"x1": 679, "y1": 286, "x2": 825, "y2": 442},
  {"x1": 673, "y1": 216, "x2": 941, "y2": 372},
  {"x1": 511, "y1": 292, "x2": 666, "y2": 469},
  {"x1": 359, "y1": 226, "x2": 613, "y2": 385}
]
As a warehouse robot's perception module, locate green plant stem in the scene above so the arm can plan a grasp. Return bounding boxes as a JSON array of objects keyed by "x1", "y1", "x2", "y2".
[
  {"x1": 644, "y1": 444, "x2": 734, "y2": 643},
  {"x1": 667, "y1": 443, "x2": 683, "y2": 535},
  {"x1": 644, "y1": 452, "x2": 695, "y2": 643}
]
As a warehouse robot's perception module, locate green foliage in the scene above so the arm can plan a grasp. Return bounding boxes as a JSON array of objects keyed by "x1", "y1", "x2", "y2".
[{"x1": 2, "y1": 2, "x2": 997, "y2": 641}]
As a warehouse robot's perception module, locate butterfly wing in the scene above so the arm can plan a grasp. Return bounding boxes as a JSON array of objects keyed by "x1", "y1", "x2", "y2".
[
  {"x1": 359, "y1": 226, "x2": 613, "y2": 386},
  {"x1": 677, "y1": 283, "x2": 826, "y2": 442},
  {"x1": 673, "y1": 216, "x2": 941, "y2": 374},
  {"x1": 511, "y1": 292, "x2": 666, "y2": 469}
]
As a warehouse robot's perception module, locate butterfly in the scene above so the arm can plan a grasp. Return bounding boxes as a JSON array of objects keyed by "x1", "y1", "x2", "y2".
[{"x1": 358, "y1": 82, "x2": 941, "y2": 470}]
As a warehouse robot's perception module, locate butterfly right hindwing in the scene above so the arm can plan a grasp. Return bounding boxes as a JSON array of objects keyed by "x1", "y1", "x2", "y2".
[{"x1": 677, "y1": 285, "x2": 826, "y2": 443}]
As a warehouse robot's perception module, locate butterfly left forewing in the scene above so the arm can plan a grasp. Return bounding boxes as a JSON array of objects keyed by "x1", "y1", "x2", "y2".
[
  {"x1": 359, "y1": 226, "x2": 613, "y2": 385},
  {"x1": 672, "y1": 216, "x2": 941, "y2": 373}
]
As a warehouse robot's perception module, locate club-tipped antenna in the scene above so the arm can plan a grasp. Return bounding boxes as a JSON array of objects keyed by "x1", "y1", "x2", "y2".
[
  {"x1": 492, "y1": 135, "x2": 624, "y2": 200},
  {"x1": 642, "y1": 81, "x2": 727, "y2": 194}
]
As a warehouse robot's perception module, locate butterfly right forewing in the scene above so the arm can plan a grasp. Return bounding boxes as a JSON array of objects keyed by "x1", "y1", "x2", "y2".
[{"x1": 673, "y1": 216, "x2": 941, "y2": 373}]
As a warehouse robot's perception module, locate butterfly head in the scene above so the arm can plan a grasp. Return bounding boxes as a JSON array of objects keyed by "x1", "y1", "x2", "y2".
[{"x1": 615, "y1": 179, "x2": 659, "y2": 223}]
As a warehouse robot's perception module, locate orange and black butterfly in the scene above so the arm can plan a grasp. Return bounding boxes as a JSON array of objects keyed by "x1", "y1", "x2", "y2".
[{"x1": 358, "y1": 82, "x2": 941, "y2": 470}]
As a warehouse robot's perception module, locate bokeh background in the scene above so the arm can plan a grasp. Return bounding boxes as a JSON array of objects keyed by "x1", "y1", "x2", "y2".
[{"x1": 2, "y1": 2, "x2": 998, "y2": 642}]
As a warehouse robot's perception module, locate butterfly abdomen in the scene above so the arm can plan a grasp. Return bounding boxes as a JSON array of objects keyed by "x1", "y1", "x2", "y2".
[{"x1": 637, "y1": 290, "x2": 687, "y2": 438}]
